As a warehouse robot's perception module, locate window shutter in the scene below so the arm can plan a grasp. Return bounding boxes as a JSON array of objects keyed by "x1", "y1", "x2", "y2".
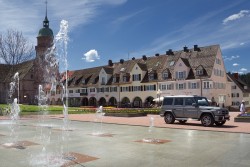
[
  {"x1": 141, "y1": 85, "x2": 143, "y2": 91},
  {"x1": 120, "y1": 87, "x2": 122, "y2": 92},
  {"x1": 144, "y1": 85, "x2": 146, "y2": 91},
  {"x1": 132, "y1": 75, "x2": 135, "y2": 81},
  {"x1": 139, "y1": 74, "x2": 141, "y2": 81},
  {"x1": 184, "y1": 71, "x2": 186, "y2": 79},
  {"x1": 129, "y1": 86, "x2": 131, "y2": 92},
  {"x1": 154, "y1": 85, "x2": 156, "y2": 90},
  {"x1": 176, "y1": 83, "x2": 178, "y2": 90},
  {"x1": 132, "y1": 86, "x2": 134, "y2": 92}
]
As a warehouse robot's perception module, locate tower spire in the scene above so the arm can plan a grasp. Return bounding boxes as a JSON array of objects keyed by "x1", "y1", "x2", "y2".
[{"x1": 43, "y1": 0, "x2": 49, "y2": 28}]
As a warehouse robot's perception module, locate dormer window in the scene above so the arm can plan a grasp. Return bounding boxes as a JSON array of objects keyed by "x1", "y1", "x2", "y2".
[
  {"x1": 162, "y1": 72, "x2": 168, "y2": 80},
  {"x1": 101, "y1": 77, "x2": 105, "y2": 85},
  {"x1": 132, "y1": 74, "x2": 141, "y2": 81},
  {"x1": 82, "y1": 78, "x2": 85, "y2": 84},
  {"x1": 176, "y1": 71, "x2": 186, "y2": 79},
  {"x1": 122, "y1": 74, "x2": 130, "y2": 82},
  {"x1": 149, "y1": 73, "x2": 157, "y2": 80},
  {"x1": 196, "y1": 69, "x2": 203, "y2": 76}
]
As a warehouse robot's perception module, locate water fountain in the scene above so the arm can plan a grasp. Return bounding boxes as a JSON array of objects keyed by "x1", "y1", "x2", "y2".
[
  {"x1": 92, "y1": 106, "x2": 104, "y2": 136},
  {"x1": 142, "y1": 116, "x2": 160, "y2": 143},
  {"x1": 1, "y1": 72, "x2": 21, "y2": 148}
]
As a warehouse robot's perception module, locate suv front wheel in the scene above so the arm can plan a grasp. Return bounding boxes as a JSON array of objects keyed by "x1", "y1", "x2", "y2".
[
  {"x1": 201, "y1": 114, "x2": 214, "y2": 127},
  {"x1": 164, "y1": 112, "x2": 175, "y2": 124}
]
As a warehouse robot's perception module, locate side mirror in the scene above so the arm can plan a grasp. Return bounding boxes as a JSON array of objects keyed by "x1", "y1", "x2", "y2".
[{"x1": 192, "y1": 103, "x2": 198, "y2": 107}]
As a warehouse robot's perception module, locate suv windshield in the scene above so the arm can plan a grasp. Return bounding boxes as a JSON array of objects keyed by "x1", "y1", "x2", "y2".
[{"x1": 194, "y1": 96, "x2": 209, "y2": 106}]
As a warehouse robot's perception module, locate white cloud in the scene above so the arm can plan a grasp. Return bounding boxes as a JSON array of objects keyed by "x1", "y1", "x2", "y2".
[
  {"x1": 240, "y1": 68, "x2": 247, "y2": 72},
  {"x1": 233, "y1": 63, "x2": 239, "y2": 67},
  {"x1": 240, "y1": 42, "x2": 245, "y2": 45},
  {"x1": 0, "y1": 0, "x2": 127, "y2": 45},
  {"x1": 83, "y1": 49, "x2": 100, "y2": 62},
  {"x1": 223, "y1": 55, "x2": 240, "y2": 61},
  {"x1": 223, "y1": 10, "x2": 249, "y2": 24}
]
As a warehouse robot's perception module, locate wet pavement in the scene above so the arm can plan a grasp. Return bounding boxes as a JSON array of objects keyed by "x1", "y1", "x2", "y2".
[{"x1": 0, "y1": 112, "x2": 250, "y2": 167}]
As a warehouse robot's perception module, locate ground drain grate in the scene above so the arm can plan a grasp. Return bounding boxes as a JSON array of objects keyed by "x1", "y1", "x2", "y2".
[
  {"x1": 62, "y1": 152, "x2": 98, "y2": 167},
  {"x1": 89, "y1": 133, "x2": 114, "y2": 137},
  {"x1": 135, "y1": 139, "x2": 171, "y2": 144}
]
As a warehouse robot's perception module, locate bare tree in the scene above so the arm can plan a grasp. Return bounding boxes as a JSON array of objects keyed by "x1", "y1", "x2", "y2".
[{"x1": 0, "y1": 29, "x2": 34, "y2": 65}]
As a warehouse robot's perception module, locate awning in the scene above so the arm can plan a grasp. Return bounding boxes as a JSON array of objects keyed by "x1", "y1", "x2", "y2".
[{"x1": 153, "y1": 97, "x2": 164, "y2": 102}]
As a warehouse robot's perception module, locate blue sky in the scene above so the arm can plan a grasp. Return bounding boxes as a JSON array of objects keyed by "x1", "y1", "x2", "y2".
[{"x1": 0, "y1": 0, "x2": 250, "y2": 74}]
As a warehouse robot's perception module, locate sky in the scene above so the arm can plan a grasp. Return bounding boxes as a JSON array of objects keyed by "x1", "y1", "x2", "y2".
[{"x1": 0, "y1": 0, "x2": 250, "y2": 74}]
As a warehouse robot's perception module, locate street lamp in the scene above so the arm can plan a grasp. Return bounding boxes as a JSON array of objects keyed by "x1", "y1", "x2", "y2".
[{"x1": 157, "y1": 89, "x2": 162, "y2": 107}]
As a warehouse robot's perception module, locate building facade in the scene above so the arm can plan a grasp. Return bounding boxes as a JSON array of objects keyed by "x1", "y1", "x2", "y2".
[
  {"x1": 48, "y1": 45, "x2": 232, "y2": 108},
  {"x1": 227, "y1": 73, "x2": 250, "y2": 108}
]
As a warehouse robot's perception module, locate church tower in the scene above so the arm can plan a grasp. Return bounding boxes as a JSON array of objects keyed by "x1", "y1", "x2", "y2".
[
  {"x1": 34, "y1": 1, "x2": 54, "y2": 88},
  {"x1": 35, "y1": 1, "x2": 54, "y2": 59}
]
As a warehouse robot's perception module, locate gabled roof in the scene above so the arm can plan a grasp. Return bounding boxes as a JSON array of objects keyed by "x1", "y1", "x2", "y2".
[
  {"x1": 3, "y1": 60, "x2": 34, "y2": 82},
  {"x1": 227, "y1": 73, "x2": 250, "y2": 93}
]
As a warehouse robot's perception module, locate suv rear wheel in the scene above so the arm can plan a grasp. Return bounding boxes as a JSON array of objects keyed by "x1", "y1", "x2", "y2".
[
  {"x1": 201, "y1": 114, "x2": 214, "y2": 127},
  {"x1": 164, "y1": 113, "x2": 175, "y2": 124}
]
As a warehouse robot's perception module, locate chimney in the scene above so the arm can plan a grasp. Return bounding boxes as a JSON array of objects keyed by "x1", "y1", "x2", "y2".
[
  {"x1": 155, "y1": 53, "x2": 160, "y2": 56},
  {"x1": 194, "y1": 45, "x2": 200, "y2": 51},
  {"x1": 108, "y1": 60, "x2": 113, "y2": 66},
  {"x1": 132, "y1": 57, "x2": 135, "y2": 60},
  {"x1": 166, "y1": 49, "x2": 174, "y2": 55},
  {"x1": 120, "y1": 59, "x2": 124, "y2": 64},
  {"x1": 142, "y1": 55, "x2": 147, "y2": 60},
  {"x1": 233, "y1": 73, "x2": 239, "y2": 79},
  {"x1": 183, "y1": 46, "x2": 189, "y2": 52}
]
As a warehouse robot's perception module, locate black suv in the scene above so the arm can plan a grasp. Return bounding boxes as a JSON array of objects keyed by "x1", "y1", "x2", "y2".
[{"x1": 160, "y1": 95, "x2": 230, "y2": 127}]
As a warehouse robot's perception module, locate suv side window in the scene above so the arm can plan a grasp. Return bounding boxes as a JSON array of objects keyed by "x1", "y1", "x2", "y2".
[
  {"x1": 163, "y1": 98, "x2": 173, "y2": 105},
  {"x1": 185, "y1": 98, "x2": 195, "y2": 106},
  {"x1": 174, "y1": 98, "x2": 183, "y2": 106}
]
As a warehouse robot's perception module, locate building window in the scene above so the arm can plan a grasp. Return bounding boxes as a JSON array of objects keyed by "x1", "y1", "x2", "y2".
[
  {"x1": 145, "y1": 85, "x2": 156, "y2": 91},
  {"x1": 75, "y1": 89, "x2": 80, "y2": 93},
  {"x1": 122, "y1": 87, "x2": 129, "y2": 92},
  {"x1": 203, "y1": 82, "x2": 210, "y2": 89},
  {"x1": 191, "y1": 83, "x2": 197, "y2": 89},
  {"x1": 133, "y1": 74, "x2": 141, "y2": 81},
  {"x1": 69, "y1": 90, "x2": 73, "y2": 94},
  {"x1": 176, "y1": 71, "x2": 186, "y2": 79},
  {"x1": 149, "y1": 73, "x2": 155, "y2": 80},
  {"x1": 123, "y1": 76, "x2": 129, "y2": 82},
  {"x1": 82, "y1": 79, "x2": 85, "y2": 84},
  {"x1": 232, "y1": 85, "x2": 237, "y2": 89},
  {"x1": 101, "y1": 77, "x2": 105, "y2": 84},
  {"x1": 196, "y1": 69, "x2": 203, "y2": 76},
  {"x1": 161, "y1": 85, "x2": 166, "y2": 90},
  {"x1": 105, "y1": 87, "x2": 109, "y2": 92},
  {"x1": 110, "y1": 87, "x2": 117, "y2": 92},
  {"x1": 90, "y1": 88, "x2": 95, "y2": 92},
  {"x1": 162, "y1": 72, "x2": 168, "y2": 80},
  {"x1": 133, "y1": 86, "x2": 141, "y2": 91}
]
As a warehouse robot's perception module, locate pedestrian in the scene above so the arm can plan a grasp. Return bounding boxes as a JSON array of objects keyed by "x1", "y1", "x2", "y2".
[{"x1": 240, "y1": 100, "x2": 246, "y2": 115}]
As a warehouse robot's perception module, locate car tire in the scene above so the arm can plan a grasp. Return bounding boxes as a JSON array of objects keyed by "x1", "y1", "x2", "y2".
[
  {"x1": 179, "y1": 120, "x2": 187, "y2": 124},
  {"x1": 215, "y1": 121, "x2": 226, "y2": 126},
  {"x1": 201, "y1": 114, "x2": 214, "y2": 127},
  {"x1": 164, "y1": 113, "x2": 175, "y2": 124}
]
